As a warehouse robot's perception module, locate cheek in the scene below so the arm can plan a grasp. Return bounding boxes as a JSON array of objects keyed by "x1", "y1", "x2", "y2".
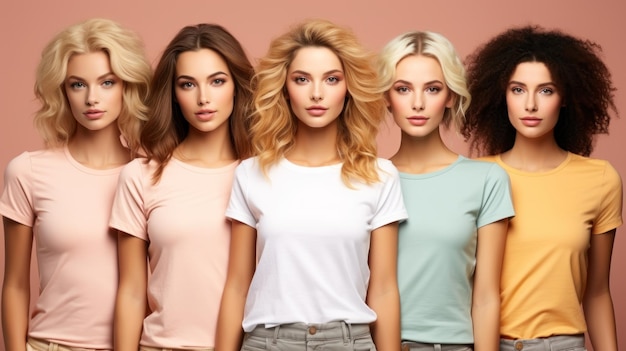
[{"x1": 175, "y1": 90, "x2": 195, "y2": 111}]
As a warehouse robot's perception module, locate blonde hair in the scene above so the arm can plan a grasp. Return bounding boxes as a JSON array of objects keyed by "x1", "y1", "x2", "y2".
[
  {"x1": 34, "y1": 18, "x2": 151, "y2": 155},
  {"x1": 378, "y1": 31, "x2": 470, "y2": 132},
  {"x1": 252, "y1": 19, "x2": 386, "y2": 185}
]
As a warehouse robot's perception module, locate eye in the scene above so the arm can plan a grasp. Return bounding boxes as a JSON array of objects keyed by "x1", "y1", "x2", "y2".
[
  {"x1": 178, "y1": 81, "x2": 195, "y2": 89},
  {"x1": 510, "y1": 87, "x2": 524, "y2": 94},
  {"x1": 394, "y1": 86, "x2": 410, "y2": 94},
  {"x1": 294, "y1": 76, "x2": 309, "y2": 84},
  {"x1": 102, "y1": 80, "x2": 115, "y2": 87},
  {"x1": 212, "y1": 78, "x2": 226, "y2": 86},
  {"x1": 69, "y1": 81, "x2": 86, "y2": 89},
  {"x1": 425, "y1": 86, "x2": 441, "y2": 93},
  {"x1": 326, "y1": 76, "x2": 341, "y2": 85},
  {"x1": 539, "y1": 87, "x2": 554, "y2": 95}
]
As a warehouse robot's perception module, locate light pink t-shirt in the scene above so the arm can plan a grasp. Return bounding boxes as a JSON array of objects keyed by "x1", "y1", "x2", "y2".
[
  {"x1": 110, "y1": 158, "x2": 236, "y2": 349},
  {"x1": 0, "y1": 147, "x2": 121, "y2": 349}
]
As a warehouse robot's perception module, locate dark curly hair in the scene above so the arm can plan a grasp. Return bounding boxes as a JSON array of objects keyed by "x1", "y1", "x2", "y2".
[{"x1": 461, "y1": 25, "x2": 617, "y2": 156}]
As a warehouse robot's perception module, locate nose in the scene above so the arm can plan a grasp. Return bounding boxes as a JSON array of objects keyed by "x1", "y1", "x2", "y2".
[
  {"x1": 525, "y1": 94, "x2": 537, "y2": 112},
  {"x1": 85, "y1": 88, "x2": 98, "y2": 106},
  {"x1": 311, "y1": 82, "x2": 323, "y2": 102},
  {"x1": 412, "y1": 92, "x2": 424, "y2": 111},
  {"x1": 197, "y1": 86, "x2": 209, "y2": 106}
]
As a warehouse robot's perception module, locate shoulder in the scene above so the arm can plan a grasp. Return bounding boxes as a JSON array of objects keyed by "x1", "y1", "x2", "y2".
[
  {"x1": 569, "y1": 154, "x2": 622, "y2": 186},
  {"x1": 4, "y1": 149, "x2": 61, "y2": 179},
  {"x1": 375, "y1": 158, "x2": 400, "y2": 177},
  {"x1": 119, "y1": 157, "x2": 156, "y2": 181}
]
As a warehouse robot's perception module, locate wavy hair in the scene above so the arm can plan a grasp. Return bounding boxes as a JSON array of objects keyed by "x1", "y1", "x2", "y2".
[
  {"x1": 252, "y1": 19, "x2": 386, "y2": 185},
  {"x1": 142, "y1": 23, "x2": 254, "y2": 183},
  {"x1": 378, "y1": 31, "x2": 470, "y2": 132},
  {"x1": 462, "y1": 25, "x2": 617, "y2": 156},
  {"x1": 34, "y1": 18, "x2": 151, "y2": 155}
]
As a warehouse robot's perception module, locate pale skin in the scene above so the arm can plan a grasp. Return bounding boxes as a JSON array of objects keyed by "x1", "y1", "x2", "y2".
[
  {"x1": 388, "y1": 55, "x2": 507, "y2": 351},
  {"x1": 2, "y1": 51, "x2": 128, "y2": 351},
  {"x1": 502, "y1": 62, "x2": 617, "y2": 349},
  {"x1": 114, "y1": 49, "x2": 237, "y2": 351},
  {"x1": 216, "y1": 46, "x2": 401, "y2": 351}
]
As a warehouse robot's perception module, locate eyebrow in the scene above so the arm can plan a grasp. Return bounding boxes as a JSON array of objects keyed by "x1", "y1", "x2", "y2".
[
  {"x1": 508, "y1": 80, "x2": 556, "y2": 87},
  {"x1": 290, "y1": 69, "x2": 344, "y2": 76},
  {"x1": 66, "y1": 72, "x2": 115, "y2": 81},
  {"x1": 176, "y1": 71, "x2": 230, "y2": 81},
  {"x1": 393, "y1": 79, "x2": 443, "y2": 86}
]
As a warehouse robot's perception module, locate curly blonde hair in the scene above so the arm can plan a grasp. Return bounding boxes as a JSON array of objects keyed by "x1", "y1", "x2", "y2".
[
  {"x1": 34, "y1": 18, "x2": 151, "y2": 155},
  {"x1": 252, "y1": 19, "x2": 386, "y2": 185},
  {"x1": 378, "y1": 31, "x2": 470, "y2": 132}
]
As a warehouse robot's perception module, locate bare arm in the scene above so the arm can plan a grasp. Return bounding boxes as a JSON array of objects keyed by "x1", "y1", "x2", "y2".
[
  {"x1": 472, "y1": 219, "x2": 508, "y2": 351},
  {"x1": 114, "y1": 231, "x2": 148, "y2": 351},
  {"x1": 215, "y1": 220, "x2": 256, "y2": 351},
  {"x1": 366, "y1": 222, "x2": 400, "y2": 351},
  {"x1": 2, "y1": 217, "x2": 33, "y2": 351},
  {"x1": 583, "y1": 229, "x2": 617, "y2": 351}
]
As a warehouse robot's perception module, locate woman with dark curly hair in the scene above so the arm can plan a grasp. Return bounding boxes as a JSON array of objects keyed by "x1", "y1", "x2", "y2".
[{"x1": 463, "y1": 26, "x2": 622, "y2": 351}]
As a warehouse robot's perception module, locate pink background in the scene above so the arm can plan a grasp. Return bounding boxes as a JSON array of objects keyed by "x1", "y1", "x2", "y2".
[{"x1": 1, "y1": 1, "x2": 624, "y2": 349}]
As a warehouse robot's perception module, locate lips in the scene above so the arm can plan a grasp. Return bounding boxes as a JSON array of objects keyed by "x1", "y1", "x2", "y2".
[
  {"x1": 83, "y1": 109, "x2": 105, "y2": 120},
  {"x1": 407, "y1": 116, "x2": 428, "y2": 126},
  {"x1": 520, "y1": 117, "x2": 542, "y2": 127},
  {"x1": 195, "y1": 109, "x2": 216, "y2": 121},
  {"x1": 306, "y1": 105, "x2": 328, "y2": 117}
]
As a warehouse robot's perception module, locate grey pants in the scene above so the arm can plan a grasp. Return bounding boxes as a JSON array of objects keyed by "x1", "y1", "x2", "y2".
[
  {"x1": 499, "y1": 334, "x2": 585, "y2": 351},
  {"x1": 402, "y1": 341, "x2": 473, "y2": 351},
  {"x1": 241, "y1": 322, "x2": 375, "y2": 351}
]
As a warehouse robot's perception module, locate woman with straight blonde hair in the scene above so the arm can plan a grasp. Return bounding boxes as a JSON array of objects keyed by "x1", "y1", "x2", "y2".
[
  {"x1": 216, "y1": 19, "x2": 407, "y2": 351},
  {"x1": 0, "y1": 18, "x2": 150, "y2": 351}
]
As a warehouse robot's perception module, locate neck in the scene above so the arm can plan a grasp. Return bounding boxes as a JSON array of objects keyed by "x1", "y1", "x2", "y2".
[
  {"x1": 391, "y1": 128, "x2": 458, "y2": 174},
  {"x1": 174, "y1": 122, "x2": 236, "y2": 168},
  {"x1": 501, "y1": 132, "x2": 568, "y2": 172},
  {"x1": 286, "y1": 121, "x2": 340, "y2": 166},
  {"x1": 68, "y1": 123, "x2": 130, "y2": 169}
]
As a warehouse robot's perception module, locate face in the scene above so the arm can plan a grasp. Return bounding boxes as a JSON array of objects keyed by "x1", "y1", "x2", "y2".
[
  {"x1": 387, "y1": 55, "x2": 452, "y2": 138},
  {"x1": 175, "y1": 49, "x2": 235, "y2": 134},
  {"x1": 506, "y1": 61, "x2": 563, "y2": 141},
  {"x1": 64, "y1": 51, "x2": 123, "y2": 132},
  {"x1": 286, "y1": 46, "x2": 347, "y2": 129}
]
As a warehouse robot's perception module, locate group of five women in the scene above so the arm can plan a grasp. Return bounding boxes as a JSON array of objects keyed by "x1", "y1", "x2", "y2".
[{"x1": 0, "y1": 16, "x2": 621, "y2": 351}]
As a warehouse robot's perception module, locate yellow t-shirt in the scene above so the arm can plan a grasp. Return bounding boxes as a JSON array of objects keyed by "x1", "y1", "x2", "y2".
[{"x1": 482, "y1": 153, "x2": 623, "y2": 339}]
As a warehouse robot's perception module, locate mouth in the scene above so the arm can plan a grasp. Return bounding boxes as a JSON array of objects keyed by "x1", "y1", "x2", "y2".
[
  {"x1": 196, "y1": 109, "x2": 217, "y2": 120},
  {"x1": 407, "y1": 116, "x2": 429, "y2": 126},
  {"x1": 83, "y1": 109, "x2": 105, "y2": 119},
  {"x1": 306, "y1": 106, "x2": 328, "y2": 117},
  {"x1": 520, "y1": 117, "x2": 542, "y2": 126}
]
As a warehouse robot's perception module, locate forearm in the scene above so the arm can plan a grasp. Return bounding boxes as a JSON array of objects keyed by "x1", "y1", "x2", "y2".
[
  {"x1": 215, "y1": 287, "x2": 246, "y2": 351},
  {"x1": 471, "y1": 297, "x2": 500, "y2": 351},
  {"x1": 2, "y1": 284, "x2": 30, "y2": 351},
  {"x1": 583, "y1": 290, "x2": 617, "y2": 351},
  {"x1": 114, "y1": 290, "x2": 146, "y2": 351},
  {"x1": 368, "y1": 289, "x2": 400, "y2": 351}
]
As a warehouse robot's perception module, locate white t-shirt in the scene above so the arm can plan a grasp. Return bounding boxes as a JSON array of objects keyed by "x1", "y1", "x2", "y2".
[{"x1": 226, "y1": 157, "x2": 407, "y2": 332}]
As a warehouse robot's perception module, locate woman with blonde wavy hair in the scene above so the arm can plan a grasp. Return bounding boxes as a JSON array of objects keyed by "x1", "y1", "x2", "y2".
[
  {"x1": 378, "y1": 31, "x2": 513, "y2": 351},
  {"x1": 0, "y1": 18, "x2": 150, "y2": 351},
  {"x1": 217, "y1": 19, "x2": 407, "y2": 351}
]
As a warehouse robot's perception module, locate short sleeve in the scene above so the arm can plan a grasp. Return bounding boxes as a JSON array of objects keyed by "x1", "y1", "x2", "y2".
[
  {"x1": 109, "y1": 160, "x2": 149, "y2": 240},
  {"x1": 593, "y1": 161, "x2": 623, "y2": 235},
  {"x1": 0, "y1": 152, "x2": 35, "y2": 226},
  {"x1": 370, "y1": 160, "x2": 408, "y2": 230},
  {"x1": 477, "y1": 163, "x2": 515, "y2": 228},
  {"x1": 225, "y1": 161, "x2": 257, "y2": 228}
]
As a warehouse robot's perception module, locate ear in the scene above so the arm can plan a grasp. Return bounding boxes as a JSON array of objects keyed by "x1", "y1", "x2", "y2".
[
  {"x1": 384, "y1": 91, "x2": 392, "y2": 112},
  {"x1": 445, "y1": 92, "x2": 455, "y2": 109}
]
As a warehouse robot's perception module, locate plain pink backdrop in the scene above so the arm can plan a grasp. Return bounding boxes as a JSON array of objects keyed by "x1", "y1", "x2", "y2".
[{"x1": 1, "y1": 1, "x2": 624, "y2": 349}]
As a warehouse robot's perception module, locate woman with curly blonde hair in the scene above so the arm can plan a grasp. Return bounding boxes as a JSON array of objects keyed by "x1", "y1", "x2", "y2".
[
  {"x1": 217, "y1": 19, "x2": 407, "y2": 351},
  {"x1": 378, "y1": 31, "x2": 513, "y2": 351},
  {"x1": 0, "y1": 18, "x2": 150, "y2": 351}
]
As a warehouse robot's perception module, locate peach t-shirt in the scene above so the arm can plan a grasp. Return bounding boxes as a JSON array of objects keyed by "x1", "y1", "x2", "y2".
[
  {"x1": 0, "y1": 147, "x2": 121, "y2": 349},
  {"x1": 110, "y1": 158, "x2": 236, "y2": 349}
]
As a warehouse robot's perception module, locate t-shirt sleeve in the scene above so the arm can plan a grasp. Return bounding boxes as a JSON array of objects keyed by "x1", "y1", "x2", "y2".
[
  {"x1": 225, "y1": 162, "x2": 257, "y2": 228},
  {"x1": 477, "y1": 163, "x2": 515, "y2": 228},
  {"x1": 0, "y1": 152, "x2": 34, "y2": 226},
  {"x1": 370, "y1": 161, "x2": 408, "y2": 230},
  {"x1": 593, "y1": 161, "x2": 623, "y2": 235},
  {"x1": 109, "y1": 160, "x2": 149, "y2": 240}
]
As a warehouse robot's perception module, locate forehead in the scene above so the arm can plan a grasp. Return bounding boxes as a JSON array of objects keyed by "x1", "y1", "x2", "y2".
[
  {"x1": 66, "y1": 51, "x2": 112, "y2": 76},
  {"x1": 509, "y1": 61, "x2": 554, "y2": 83},
  {"x1": 395, "y1": 55, "x2": 443, "y2": 80},
  {"x1": 288, "y1": 46, "x2": 343, "y2": 72},
  {"x1": 176, "y1": 48, "x2": 229, "y2": 74}
]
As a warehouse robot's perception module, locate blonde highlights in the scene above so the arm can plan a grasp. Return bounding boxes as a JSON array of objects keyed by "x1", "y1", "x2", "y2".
[
  {"x1": 34, "y1": 18, "x2": 151, "y2": 155},
  {"x1": 252, "y1": 19, "x2": 386, "y2": 185}
]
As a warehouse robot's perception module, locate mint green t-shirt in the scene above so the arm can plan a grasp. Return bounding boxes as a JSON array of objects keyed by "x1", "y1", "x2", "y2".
[{"x1": 398, "y1": 156, "x2": 514, "y2": 343}]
